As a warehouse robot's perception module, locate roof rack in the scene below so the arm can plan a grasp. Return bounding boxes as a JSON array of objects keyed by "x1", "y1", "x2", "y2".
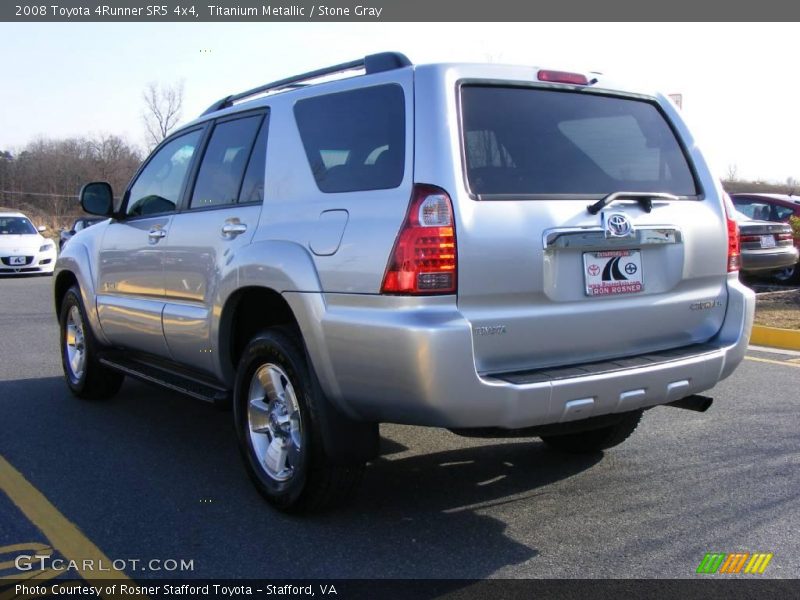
[{"x1": 201, "y1": 51, "x2": 412, "y2": 116}]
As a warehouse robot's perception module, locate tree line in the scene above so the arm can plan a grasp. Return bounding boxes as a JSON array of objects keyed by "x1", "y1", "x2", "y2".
[
  {"x1": 0, "y1": 135, "x2": 142, "y2": 226},
  {"x1": 0, "y1": 81, "x2": 184, "y2": 231}
]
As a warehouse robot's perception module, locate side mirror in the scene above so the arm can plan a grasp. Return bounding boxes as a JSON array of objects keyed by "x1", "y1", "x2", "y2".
[
  {"x1": 80, "y1": 182, "x2": 115, "y2": 217},
  {"x1": 37, "y1": 225, "x2": 47, "y2": 232}
]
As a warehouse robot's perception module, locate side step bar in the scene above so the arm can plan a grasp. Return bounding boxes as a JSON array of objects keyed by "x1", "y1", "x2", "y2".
[{"x1": 99, "y1": 357, "x2": 229, "y2": 405}]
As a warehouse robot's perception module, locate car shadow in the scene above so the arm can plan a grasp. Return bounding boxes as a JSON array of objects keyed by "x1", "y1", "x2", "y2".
[{"x1": 0, "y1": 376, "x2": 603, "y2": 582}]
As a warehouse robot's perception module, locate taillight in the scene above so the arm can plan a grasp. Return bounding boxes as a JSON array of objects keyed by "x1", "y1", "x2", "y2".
[
  {"x1": 537, "y1": 70, "x2": 589, "y2": 85},
  {"x1": 722, "y1": 193, "x2": 740, "y2": 272},
  {"x1": 381, "y1": 184, "x2": 457, "y2": 295},
  {"x1": 739, "y1": 235, "x2": 760, "y2": 243},
  {"x1": 777, "y1": 232, "x2": 793, "y2": 241}
]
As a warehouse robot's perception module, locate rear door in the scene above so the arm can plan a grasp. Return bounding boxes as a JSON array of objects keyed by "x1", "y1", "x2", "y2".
[
  {"x1": 161, "y1": 111, "x2": 267, "y2": 372},
  {"x1": 453, "y1": 84, "x2": 729, "y2": 374}
]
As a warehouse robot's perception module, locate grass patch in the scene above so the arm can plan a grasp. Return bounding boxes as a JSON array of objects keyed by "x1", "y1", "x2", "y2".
[{"x1": 755, "y1": 289, "x2": 800, "y2": 330}]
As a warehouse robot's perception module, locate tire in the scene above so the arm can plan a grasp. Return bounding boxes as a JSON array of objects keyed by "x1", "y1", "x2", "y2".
[
  {"x1": 772, "y1": 263, "x2": 799, "y2": 284},
  {"x1": 540, "y1": 410, "x2": 643, "y2": 454},
  {"x1": 233, "y1": 327, "x2": 364, "y2": 513},
  {"x1": 59, "y1": 285, "x2": 124, "y2": 400}
]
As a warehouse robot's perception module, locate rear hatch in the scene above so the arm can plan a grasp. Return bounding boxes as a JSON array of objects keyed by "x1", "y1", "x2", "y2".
[{"x1": 454, "y1": 83, "x2": 729, "y2": 375}]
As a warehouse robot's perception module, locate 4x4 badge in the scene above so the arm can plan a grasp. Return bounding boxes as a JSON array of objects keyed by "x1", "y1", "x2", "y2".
[{"x1": 603, "y1": 212, "x2": 633, "y2": 238}]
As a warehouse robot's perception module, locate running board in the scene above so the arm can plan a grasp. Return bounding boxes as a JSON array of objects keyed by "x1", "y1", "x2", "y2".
[{"x1": 99, "y1": 357, "x2": 229, "y2": 405}]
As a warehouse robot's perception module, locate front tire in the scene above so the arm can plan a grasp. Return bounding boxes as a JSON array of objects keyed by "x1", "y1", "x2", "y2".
[
  {"x1": 59, "y1": 285, "x2": 124, "y2": 400},
  {"x1": 233, "y1": 327, "x2": 364, "y2": 513},
  {"x1": 540, "y1": 410, "x2": 643, "y2": 454}
]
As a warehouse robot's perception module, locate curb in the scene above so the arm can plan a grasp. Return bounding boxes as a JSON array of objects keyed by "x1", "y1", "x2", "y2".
[{"x1": 751, "y1": 325, "x2": 800, "y2": 351}]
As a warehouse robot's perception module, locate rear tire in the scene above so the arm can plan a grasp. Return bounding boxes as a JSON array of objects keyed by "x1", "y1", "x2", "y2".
[
  {"x1": 772, "y1": 264, "x2": 799, "y2": 284},
  {"x1": 540, "y1": 410, "x2": 643, "y2": 454},
  {"x1": 59, "y1": 286, "x2": 124, "y2": 400},
  {"x1": 233, "y1": 327, "x2": 364, "y2": 513}
]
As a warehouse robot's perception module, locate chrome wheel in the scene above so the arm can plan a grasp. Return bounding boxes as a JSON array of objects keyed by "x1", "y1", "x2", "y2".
[
  {"x1": 247, "y1": 363, "x2": 303, "y2": 483},
  {"x1": 65, "y1": 306, "x2": 86, "y2": 381}
]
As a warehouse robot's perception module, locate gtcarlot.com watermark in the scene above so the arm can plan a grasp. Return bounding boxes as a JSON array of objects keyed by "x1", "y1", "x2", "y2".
[{"x1": 15, "y1": 554, "x2": 194, "y2": 573}]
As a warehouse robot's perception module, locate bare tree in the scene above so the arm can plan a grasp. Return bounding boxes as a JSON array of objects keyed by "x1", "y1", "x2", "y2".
[
  {"x1": 724, "y1": 163, "x2": 739, "y2": 182},
  {"x1": 142, "y1": 81, "x2": 184, "y2": 149},
  {"x1": 786, "y1": 176, "x2": 798, "y2": 195}
]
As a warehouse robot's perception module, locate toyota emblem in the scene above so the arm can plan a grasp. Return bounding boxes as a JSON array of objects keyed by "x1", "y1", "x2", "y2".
[{"x1": 603, "y1": 212, "x2": 633, "y2": 238}]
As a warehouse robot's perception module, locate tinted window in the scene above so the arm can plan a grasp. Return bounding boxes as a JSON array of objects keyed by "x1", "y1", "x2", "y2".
[
  {"x1": 0, "y1": 217, "x2": 36, "y2": 235},
  {"x1": 238, "y1": 117, "x2": 269, "y2": 203},
  {"x1": 461, "y1": 86, "x2": 697, "y2": 196},
  {"x1": 127, "y1": 130, "x2": 202, "y2": 216},
  {"x1": 294, "y1": 84, "x2": 405, "y2": 193},
  {"x1": 190, "y1": 115, "x2": 262, "y2": 209}
]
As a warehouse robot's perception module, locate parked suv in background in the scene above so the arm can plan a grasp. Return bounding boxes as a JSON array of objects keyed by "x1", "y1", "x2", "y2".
[
  {"x1": 730, "y1": 193, "x2": 800, "y2": 282},
  {"x1": 55, "y1": 53, "x2": 755, "y2": 512}
]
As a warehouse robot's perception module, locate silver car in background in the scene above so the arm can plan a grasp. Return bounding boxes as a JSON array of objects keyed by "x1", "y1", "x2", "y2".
[
  {"x1": 734, "y1": 209, "x2": 798, "y2": 276},
  {"x1": 54, "y1": 53, "x2": 755, "y2": 512}
]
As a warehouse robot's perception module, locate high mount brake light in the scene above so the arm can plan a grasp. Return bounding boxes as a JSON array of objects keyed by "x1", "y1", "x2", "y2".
[
  {"x1": 381, "y1": 184, "x2": 457, "y2": 295},
  {"x1": 537, "y1": 70, "x2": 589, "y2": 85}
]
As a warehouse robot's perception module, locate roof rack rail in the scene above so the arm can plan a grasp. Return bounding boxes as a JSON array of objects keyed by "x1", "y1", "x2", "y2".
[{"x1": 200, "y1": 51, "x2": 412, "y2": 116}]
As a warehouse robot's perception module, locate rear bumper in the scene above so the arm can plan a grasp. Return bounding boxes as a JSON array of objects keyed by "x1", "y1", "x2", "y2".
[
  {"x1": 313, "y1": 277, "x2": 755, "y2": 429},
  {"x1": 740, "y1": 247, "x2": 799, "y2": 272}
]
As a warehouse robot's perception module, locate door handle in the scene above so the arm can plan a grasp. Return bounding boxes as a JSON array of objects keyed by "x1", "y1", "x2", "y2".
[
  {"x1": 148, "y1": 228, "x2": 167, "y2": 241},
  {"x1": 221, "y1": 223, "x2": 247, "y2": 237}
]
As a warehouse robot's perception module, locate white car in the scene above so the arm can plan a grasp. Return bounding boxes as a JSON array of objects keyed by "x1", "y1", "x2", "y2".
[{"x1": 0, "y1": 211, "x2": 57, "y2": 276}]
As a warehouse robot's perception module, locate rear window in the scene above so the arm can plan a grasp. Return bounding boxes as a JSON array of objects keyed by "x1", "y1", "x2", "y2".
[
  {"x1": 461, "y1": 86, "x2": 698, "y2": 197},
  {"x1": 294, "y1": 84, "x2": 405, "y2": 193}
]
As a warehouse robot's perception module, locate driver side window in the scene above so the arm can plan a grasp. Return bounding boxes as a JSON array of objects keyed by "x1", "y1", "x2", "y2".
[{"x1": 126, "y1": 130, "x2": 203, "y2": 217}]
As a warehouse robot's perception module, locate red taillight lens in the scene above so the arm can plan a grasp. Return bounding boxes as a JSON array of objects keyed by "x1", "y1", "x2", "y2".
[
  {"x1": 739, "y1": 235, "x2": 760, "y2": 243},
  {"x1": 381, "y1": 184, "x2": 457, "y2": 295},
  {"x1": 776, "y1": 232, "x2": 793, "y2": 241},
  {"x1": 537, "y1": 70, "x2": 589, "y2": 85},
  {"x1": 722, "y1": 193, "x2": 740, "y2": 272}
]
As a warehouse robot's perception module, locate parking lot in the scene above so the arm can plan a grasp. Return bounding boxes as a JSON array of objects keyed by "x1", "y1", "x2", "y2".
[{"x1": 0, "y1": 275, "x2": 798, "y2": 581}]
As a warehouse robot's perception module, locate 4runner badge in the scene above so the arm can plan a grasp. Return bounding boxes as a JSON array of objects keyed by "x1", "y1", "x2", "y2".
[{"x1": 475, "y1": 325, "x2": 507, "y2": 336}]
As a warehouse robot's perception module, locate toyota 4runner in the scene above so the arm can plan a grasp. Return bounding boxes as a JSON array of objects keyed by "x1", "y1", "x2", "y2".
[{"x1": 55, "y1": 52, "x2": 755, "y2": 512}]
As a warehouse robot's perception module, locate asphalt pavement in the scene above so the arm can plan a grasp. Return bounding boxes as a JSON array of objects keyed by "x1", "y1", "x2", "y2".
[{"x1": 0, "y1": 275, "x2": 798, "y2": 580}]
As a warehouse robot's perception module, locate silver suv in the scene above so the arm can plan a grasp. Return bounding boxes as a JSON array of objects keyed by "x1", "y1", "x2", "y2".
[{"x1": 55, "y1": 52, "x2": 755, "y2": 512}]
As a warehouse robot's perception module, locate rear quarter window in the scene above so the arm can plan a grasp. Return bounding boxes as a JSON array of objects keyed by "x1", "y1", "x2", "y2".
[
  {"x1": 294, "y1": 84, "x2": 405, "y2": 193},
  {"x1": 461, "y1": 85, "x2": 698, "y2": 197}
]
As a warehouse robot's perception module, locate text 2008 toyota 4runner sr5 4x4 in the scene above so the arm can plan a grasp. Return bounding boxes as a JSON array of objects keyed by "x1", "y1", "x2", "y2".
[{"x1": 55, "y1": 53, "x2": 754, "y2": 512}]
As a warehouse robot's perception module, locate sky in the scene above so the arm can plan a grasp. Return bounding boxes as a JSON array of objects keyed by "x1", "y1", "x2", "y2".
[{"x1": 1, "y1": 22, "x2": 798, "y2": 183}]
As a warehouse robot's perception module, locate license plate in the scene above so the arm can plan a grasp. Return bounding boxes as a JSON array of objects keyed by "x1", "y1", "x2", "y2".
[
  {"x1": 583, "y1": 250, "x2": 644, "y2": 296},
  {"x1": 760, "y1": 235, "x2": 776, "y2": 249},
  {"x1": 8, "y1": 256, "x2": 26, "y2": 265}
]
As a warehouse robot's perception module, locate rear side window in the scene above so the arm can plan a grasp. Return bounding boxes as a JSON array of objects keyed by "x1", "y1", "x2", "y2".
[
  {"x1": 190, "y1": 115, "x2": 263, "y2": 209},
  {"x1": 294, "y1": 84, "x2": 405, "y2": 193},
  {"x1": 461, "y1": 86, "x2": 698, "y2": 197}
]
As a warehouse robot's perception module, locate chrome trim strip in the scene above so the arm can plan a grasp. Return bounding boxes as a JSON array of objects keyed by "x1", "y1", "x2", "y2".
[{"x1": 543, "y1": 226, "x2": 682, "y2": 250}]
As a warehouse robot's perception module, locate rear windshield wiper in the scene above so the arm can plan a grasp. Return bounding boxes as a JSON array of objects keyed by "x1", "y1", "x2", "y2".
[{"x1": 587, "y1": 192, "x2": 680, "y2": 215}]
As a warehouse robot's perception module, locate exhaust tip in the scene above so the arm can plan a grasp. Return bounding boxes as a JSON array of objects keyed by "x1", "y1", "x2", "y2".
[{"x1": 666, "y1": 394, "x2": 713, "y2": 413}]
